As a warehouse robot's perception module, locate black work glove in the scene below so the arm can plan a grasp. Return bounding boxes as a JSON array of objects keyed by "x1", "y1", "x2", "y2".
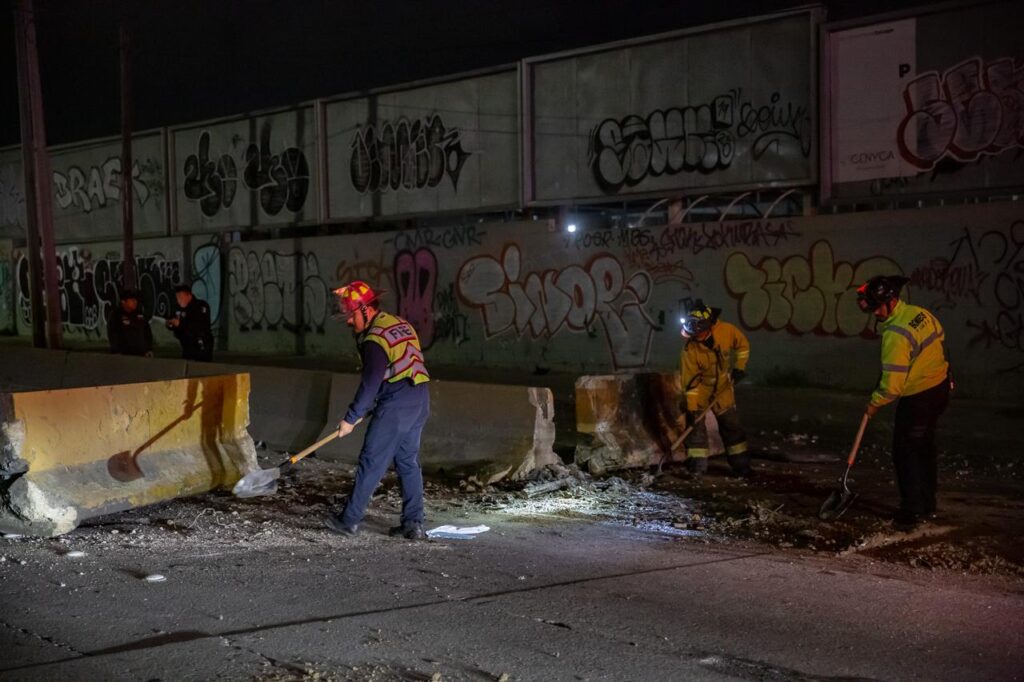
[{"x1": 731, "y1": 368, "x2": 746, "y2": 384}]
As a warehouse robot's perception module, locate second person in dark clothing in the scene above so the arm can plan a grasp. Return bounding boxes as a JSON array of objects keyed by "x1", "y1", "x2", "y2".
[
  {"x1": 166, "y1": 284, "x2": 214, "y2": 361},
  {"x1": 107, "y1": 288, "x2": 153, "y2": 356}
]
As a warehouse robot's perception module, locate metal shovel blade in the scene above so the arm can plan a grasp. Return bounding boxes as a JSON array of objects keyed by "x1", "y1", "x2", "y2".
[
  {"x1": 232, "y1": 467, "x2": 282, "y2": 498},
  {"x1": 818, "y1": 486, "x2": 858, "y2": 520}
]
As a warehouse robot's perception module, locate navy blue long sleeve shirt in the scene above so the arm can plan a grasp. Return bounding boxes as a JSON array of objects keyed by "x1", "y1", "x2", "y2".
[{"x1": 343, "y1": 342, "x2": 389, "y2": 425}]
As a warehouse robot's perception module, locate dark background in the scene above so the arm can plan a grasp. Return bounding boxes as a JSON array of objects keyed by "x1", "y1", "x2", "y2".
[{"x1": 1, "y1": 0, "x2": 932, "y2": 147}]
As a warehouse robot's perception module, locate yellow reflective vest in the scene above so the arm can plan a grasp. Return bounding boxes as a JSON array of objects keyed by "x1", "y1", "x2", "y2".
[
  {"x1": 680, "y1": 320, "x2": 750, "y2": 413},
  {"x1": 361, "y1": 311, "x2": 431, "y2": 385},
  {"x1": 870, "y1": 301, "x2": 948, "y2": 407}
]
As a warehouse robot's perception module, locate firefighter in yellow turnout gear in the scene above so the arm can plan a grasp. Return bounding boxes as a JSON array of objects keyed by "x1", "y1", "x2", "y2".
[
  {"x1": 679, "y1": 301, "x2": 752, "y2": 477},
  {"x1": 858, "y1": 275, "x2": 952, "y2": 531}
]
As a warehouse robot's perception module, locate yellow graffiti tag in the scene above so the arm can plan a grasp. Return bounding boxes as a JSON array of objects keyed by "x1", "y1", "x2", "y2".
[{"x1": 724, "y1": 241, "x2": 902, "y2": 336}]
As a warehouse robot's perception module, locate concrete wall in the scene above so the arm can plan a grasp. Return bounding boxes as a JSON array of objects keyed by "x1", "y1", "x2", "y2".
[
  {"x1": 211, "y1": 202, "x2": 1024, "y2": 401},
  {"x1": 8, "y1": 202, "x2": 1024, "y2": 400}
]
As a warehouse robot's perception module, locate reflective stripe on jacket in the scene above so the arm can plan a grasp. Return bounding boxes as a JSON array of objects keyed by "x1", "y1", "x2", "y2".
[
  {"x1": 680, "y1": 320, "x2": 750, "y2": 413},
  {"x1": 361, "y1": 311, "x2": 431, "y2": 385},
  {"x1": 870, "y1": 301, "x2": 948, "y2": 407}
]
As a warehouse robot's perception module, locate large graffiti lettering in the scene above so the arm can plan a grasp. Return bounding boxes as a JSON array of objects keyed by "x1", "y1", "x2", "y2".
[
  {"x1": 350, "y1": 115, "x2": 472, "y2": 194},
  {"x1": 228, "y1": 248, "x2": 328, "y2": 334},
  {"x1": 589, "y1": 89, "x2": 811, "y2": 193},
  {"x1": 52, "y1": 157, "x2": 159, "y2": 214},
  {"x1": 15, "y1": 249, "x2": 182, "y2": 337},
  {"x1": 725, "y1": 241, "x2": 902, "y2": 337},
  {"x1": 898, "y1": 57, "x2": 1024, "y2": 171},
  {"x1": 393, "y1": 248, "x2": 471, "y2": 349},
  {"x1": 183, "y1": 128, "x2": 310, "y2": 218},
  {"x1": 394, "y1": 248, "x2": 438, "y2": 348},
  {"x1": 456, "y1": 244, "x2": 656, "y2": 369}
]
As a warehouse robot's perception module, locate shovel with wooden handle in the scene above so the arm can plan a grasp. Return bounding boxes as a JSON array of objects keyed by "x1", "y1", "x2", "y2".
[
  {"x1": 233, "y1": 420, "x2": 361, "y2": 498},
  {"x1": 656, "y1": 380, "x2": 733, "y2": 476},
  {"x1": 818, "y1": 413, "x2": 870, "y2": 520}
]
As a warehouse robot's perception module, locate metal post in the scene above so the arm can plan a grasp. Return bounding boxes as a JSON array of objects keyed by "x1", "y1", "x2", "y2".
[
  {"x1": 14, "y1": 0, "x2": 61, "y2": 349},
  {"x1": 12, "y1": 0, "x2": 44, "y2": 347},
  {"x1": 120, "y1": 24, "x2": 136, "y2": 289}
]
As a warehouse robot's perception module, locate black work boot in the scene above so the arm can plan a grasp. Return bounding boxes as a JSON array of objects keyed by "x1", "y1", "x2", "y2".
[
  {"x1": 389, "y1": 523, "x2": 426, "y2": 540},
  {"x1": 324, "y1": 514, "x2": 358, "y2": 536},
  {"x1": 684, "y1": 457, "x2": 708, "y2": 477}
]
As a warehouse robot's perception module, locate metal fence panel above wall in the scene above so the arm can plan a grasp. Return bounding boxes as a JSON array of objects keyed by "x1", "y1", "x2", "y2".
[
  {"x1": 526, "y1": 11, "x2": 817, "y2": 204},
  {"x1": 0, "y1": 133, "x2": 167, "y2": 243},
  {"x1": 172, "y1": 107, "x2": 319, "y2": 233},
  {"x1": 325, "y1": 69, "x2": 519, "y2": 220},
  {"x1": 825, "y1": 0, "x2": 1024, "y2": 201}
]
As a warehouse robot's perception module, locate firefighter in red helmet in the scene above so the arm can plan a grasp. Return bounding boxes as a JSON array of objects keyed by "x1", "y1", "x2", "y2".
[
  {"x1": 325, "y1": 281, "x2": 431, "y2": 540},
  {"x1": 858, "y1": 275, "x2": 952, "y2": 531}
]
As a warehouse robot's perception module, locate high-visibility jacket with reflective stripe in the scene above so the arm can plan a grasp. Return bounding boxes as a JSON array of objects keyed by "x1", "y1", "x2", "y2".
[
  {"x1": 680, "y1": 320, "x2": 750, "y2": 413},
  {"x1": 870, "y1": 301, "x2": 948, "y2": 407},
  {"x1": 361, "y1": 311, "x2": 431, "y2": 385}
]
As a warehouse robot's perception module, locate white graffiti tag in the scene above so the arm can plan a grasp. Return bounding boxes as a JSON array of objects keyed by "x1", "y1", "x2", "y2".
[{"x1": 455, "y1": 245, "x2": 656, "y2": 370}]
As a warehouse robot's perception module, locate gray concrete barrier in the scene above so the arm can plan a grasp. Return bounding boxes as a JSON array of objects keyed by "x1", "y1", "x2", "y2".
[
  {"x1": 187, "y1": 362, "x2": 332, "y2": 453},
  {"x1": 316, "y1": 375, "x2": 557, "y2": 482}
]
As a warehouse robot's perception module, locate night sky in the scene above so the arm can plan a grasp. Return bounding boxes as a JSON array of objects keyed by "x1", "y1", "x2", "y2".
[{"x1": 2, "y1": 0, "x2": 931, "y2": 148}]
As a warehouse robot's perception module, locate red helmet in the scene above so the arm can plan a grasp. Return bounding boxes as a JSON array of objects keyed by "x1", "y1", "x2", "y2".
[{"x1": 333, "y1": 281, "x2": 382, "y2": 316}]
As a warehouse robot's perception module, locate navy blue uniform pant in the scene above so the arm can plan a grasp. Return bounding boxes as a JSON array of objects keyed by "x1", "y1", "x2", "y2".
[
  {"x1": 341, "y1": 383, "x2": 429, "y2": 528},
  {"x1": 893, "y1": 376, "x2": 951, "y2": 520}
]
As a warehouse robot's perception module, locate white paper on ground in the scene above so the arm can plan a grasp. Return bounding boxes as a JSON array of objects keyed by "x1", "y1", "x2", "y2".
[{"x1": 426, "y1": 525, "x2": 490, "y2": 539}]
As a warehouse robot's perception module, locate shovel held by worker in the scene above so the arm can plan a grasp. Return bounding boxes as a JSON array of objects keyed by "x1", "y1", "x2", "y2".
[
  {"x1": 233, "y1": 420, "x2": 361, "y2": 498},
  {"x1": 818, "y1": 413, "x2": 870, "y2": 520},
  {"x1": 656, "y1": 381, "x2": 732, "y2": 476}
]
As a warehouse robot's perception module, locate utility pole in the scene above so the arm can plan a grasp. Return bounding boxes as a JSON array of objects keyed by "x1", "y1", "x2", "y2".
[
  {"x1": 120, "y1": 23, "x2": 136, "y2": 290},
  {"x1": 13, "y1": 0, "x2": 61, "y2": 349}
]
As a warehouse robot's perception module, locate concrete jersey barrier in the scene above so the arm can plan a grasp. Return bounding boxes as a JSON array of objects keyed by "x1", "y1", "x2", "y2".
[{"x1": 0, "y1": 374, "x2": 258, "y2": 537}]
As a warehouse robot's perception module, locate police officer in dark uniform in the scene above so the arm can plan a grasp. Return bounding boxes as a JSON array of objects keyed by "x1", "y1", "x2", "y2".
[
  {"x1": 166, "y1": 284, "x2": 214, "y2": 361},
  {"x1": 107, "y1": 288, "x2": 153, "y2": 356}
]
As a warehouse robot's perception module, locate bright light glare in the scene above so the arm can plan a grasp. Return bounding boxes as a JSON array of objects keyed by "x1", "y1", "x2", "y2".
[{"x1": 567, "y1": 223, "x2": 577, "y2": 233}]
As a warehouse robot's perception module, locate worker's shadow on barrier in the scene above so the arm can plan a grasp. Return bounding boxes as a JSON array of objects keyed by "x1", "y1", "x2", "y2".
[{"x1": 106, "y1": 380, "x2": 206, "y2": 483}]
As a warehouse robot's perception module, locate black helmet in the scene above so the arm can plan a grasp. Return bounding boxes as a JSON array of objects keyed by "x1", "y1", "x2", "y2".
[
  {"x1": 120, "y1": 288, "x2": 141, "y2": 301},
  {"x1": 856, "y1": 275, "x2": 909, "y2": 312},
  {"x1": 682, "y1": 299, "x2": 720, "y2": 336}
]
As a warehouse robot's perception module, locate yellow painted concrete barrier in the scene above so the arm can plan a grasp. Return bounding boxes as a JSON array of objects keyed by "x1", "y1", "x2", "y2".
[
  {"x1": 574, "y1": 373, "x2": 723, "y2": 474},
  {"x1": 0, "y1": 374, "x2": 258, "y2": 537}
]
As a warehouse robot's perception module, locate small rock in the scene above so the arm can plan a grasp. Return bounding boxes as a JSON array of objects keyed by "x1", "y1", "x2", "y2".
[
  {"x1": 64, "y1": 551, "x2": 86, "y2": 558},
  {"x1": 143, "y1": 574, "x2": 167, "y2": 583},
  {"x1": 2, "y1": 533, "x2": 23, "y2": 540},
  {"x1": 430, "y1": 673, "x2": 442, "y2": 682}
]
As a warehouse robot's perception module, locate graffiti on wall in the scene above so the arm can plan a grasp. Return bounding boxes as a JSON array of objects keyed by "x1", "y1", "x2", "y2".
[
  {"x1": 191, "y1": 243, "x2": 223, "y2": 325},
  {"x1": 0, "y1": 164, "x2": 25, "y2": 227},
  {"x1": 589, "y1": 89, "x2": 812, "y2": 193},
  {"x1": 392, "y1": 247, "x2": 471, "y2": 349},
  {"x1": 724, "y1": 240, "x2": 902, "y2": 337},
  {"x1": 916, "y1": 221, "x2": 1024, "y2": 362},
  {"x1": 350, "y1": 115, "x2": 472, "y2": 194},
  {"x1": 52, "y1": 157, "x2": 161, "y2": 214},
  {"x1": 456, "y1": 244, "x2": 657, "y2": 369},
  {"x1": 228, "y1": 248, "x2": 328, "y2": 334},
  {"x1": 898, "y1": 56, "x2": 1024, "y2": 171},
  {"x1": 183, "y1": 127, "x2": 310, "y2": 218},
  {"x1": 15, "y1": 249, "x2": 182, "y2": 337}
]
